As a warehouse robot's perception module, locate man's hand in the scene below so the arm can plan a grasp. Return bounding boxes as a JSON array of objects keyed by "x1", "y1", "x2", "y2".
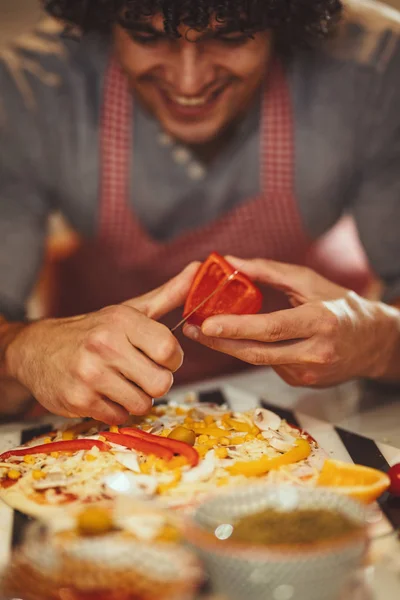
[
  {"x1": 5, "y1": 262, "x2": 199, "y2": 424},
  {"x1": 183, "y1": 257, "x2": 400, "y2": 387}
]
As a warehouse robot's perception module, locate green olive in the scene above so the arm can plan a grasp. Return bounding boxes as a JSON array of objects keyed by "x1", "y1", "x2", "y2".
[{"x1": 168, "y1": 426, "x2": 196, "y2": 446}]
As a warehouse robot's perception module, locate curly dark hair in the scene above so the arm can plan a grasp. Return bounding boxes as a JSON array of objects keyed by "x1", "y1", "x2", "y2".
[{"x1": 43, "y1": 0, "x2": 343, "y2": 47}]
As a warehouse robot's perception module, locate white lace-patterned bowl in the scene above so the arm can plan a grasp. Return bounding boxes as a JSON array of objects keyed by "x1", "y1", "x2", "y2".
[{"x1": 185, "y1": 485, "x2": 368, "y2": 600}]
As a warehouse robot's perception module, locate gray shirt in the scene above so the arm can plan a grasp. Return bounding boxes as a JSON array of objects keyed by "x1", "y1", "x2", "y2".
[{"x1": 1, "y1": 0, "x2": 400, "y2": 321}]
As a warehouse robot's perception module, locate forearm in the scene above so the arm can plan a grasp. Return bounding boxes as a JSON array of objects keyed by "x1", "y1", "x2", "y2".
[{"x1": 0, "y1": 316, "x2": 32, "y2": 416}]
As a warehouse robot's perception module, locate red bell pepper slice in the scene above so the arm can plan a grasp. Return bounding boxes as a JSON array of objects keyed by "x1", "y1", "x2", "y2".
[
  {"x1": 102, "y1": 432, "x2": 173, "y2": 461},
  {"x1": 183, "y1": 252, "x2": 263, "y2": 326},
  {"x1": 0, "y1": 439, "x2": 110, "y2": 462},
  {"x1": 120, "y1": 427, "x2": 199, "y2": 467}
]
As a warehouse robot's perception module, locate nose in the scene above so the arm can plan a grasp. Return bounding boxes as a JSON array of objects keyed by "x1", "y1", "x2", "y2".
[{"x1": 167, "y1": 42, "x2": 215, "y2": 96}]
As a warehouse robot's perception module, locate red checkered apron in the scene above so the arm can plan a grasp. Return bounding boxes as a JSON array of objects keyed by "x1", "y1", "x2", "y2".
[{"x1": 49, "y1": 57, "x2": 311, "y2": 383}]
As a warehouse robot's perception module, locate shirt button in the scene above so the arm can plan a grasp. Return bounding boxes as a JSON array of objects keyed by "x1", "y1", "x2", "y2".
[
  {"x1": 158, "y1": 132, "x2": 173, "y2": 146},
  {"x1": 187, "y1": 162, "x2": 206, "y2": 181},
  {"x1": 173, "y1": 147, "x2": 191, "y2": 165}
]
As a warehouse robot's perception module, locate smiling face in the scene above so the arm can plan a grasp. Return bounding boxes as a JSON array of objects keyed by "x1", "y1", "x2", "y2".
[{"x1": 114, "y1": 17, "x2": 272, "y2": 144}]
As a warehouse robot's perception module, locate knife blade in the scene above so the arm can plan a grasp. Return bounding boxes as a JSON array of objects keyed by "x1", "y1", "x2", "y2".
[{"x1": 171, "y1": 269, "x2": 239, "y2": 333}]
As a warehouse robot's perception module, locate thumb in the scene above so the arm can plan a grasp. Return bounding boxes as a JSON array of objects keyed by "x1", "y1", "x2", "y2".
[{"x1": 123, "y1": 262, "x2": 200, "y2": 320}]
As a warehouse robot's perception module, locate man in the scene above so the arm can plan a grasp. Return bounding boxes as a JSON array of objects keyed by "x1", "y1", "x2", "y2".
[{"x1": 0, "y1": 0, "x2": 400, "y2": 423}]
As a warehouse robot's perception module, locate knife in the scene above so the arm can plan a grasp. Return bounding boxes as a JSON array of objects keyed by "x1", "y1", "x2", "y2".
[{"x1": 171, "y1": 269, "x2": 239, "y2": 333}]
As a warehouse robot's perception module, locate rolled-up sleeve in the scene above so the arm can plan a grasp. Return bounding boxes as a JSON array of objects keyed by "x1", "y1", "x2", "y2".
[
  {"x1": 0, "y1": 61, "x2": 49, "y2": 321},
  {"x1": 350, "y1": 34, "x2": 400, "y2": 304}
]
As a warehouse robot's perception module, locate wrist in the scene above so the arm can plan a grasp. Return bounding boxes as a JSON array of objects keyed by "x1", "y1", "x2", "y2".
[
  {"x1": 365, "y1": 301, "x2": 400, "y2": 381},
  {"x1": 1, "y1": 320, "x2": 32, "y2": 380}
]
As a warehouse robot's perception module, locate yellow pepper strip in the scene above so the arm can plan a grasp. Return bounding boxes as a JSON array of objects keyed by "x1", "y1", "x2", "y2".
[
  {"x1": 225, "y1": 418, "x2": 252, "y2": 433},
  {"x1": 226, "y1": 439, "x2": 311, "y2": 477},
  {"x1": 194, "y1": 426, "x2": 231, "y2": 438}
]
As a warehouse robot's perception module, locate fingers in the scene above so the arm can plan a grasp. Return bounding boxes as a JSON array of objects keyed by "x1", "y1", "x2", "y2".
[
  {"x1": 109, "y1": 343, "x2": 175, "y2": 400},
  {"x1": 183, "y1": 324, "x2": 308, "y2": 366},
  {"x1": 97, "y1": 371, "x2": 154, "y2": 415},
  {"x1": 125, "y1": 262, "x2": 200, "y2": 320},
  {"x1": 201, "y1": 305, "x2": 319, "y2": 342},
  {"x1": 87, "y1": 398, "x2": 130, "y2": 425},
  {"x1": 124, "y1": 311, "x2": 184, "y2": 372},
  {"x1": 225, "y1": 256, "x2": 347, "y2": 303}
]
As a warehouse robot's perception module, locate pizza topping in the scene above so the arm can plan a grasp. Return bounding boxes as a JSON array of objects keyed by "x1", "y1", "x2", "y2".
[
  {"x1": 102, "y1": 432, "x2": 174, "y2": 461},
  {"x1": 120, "y1": 427, "x2": 199, "y2": 467},
  {"x1": 104, "y1": 472, "x2": 158, "y2": 498},
  {"x1": 182, "y1": 450, "x2": 216, "y2": 483},
  {"x1": 167, "y1": 426, "x2": 196, "y2": 446},
  {"x1": 268, "y1": 433, "x2": 297, "y2": 453},
  {"x1": 227, "y1": 439, "x2": 312, "y2": 477},
  {"x1": 33, "y1": 471, "x2": 68, "y2": 491},
  {"x1": 114, "y1": 452, "x2": 140, "y2": 473},
  {"x1": 183, "y1": 252, "x2": 263, "y2": 326},
  {"x1": 0, "y1": 439, "x2": 110, "y2": 462},
  {"x1": 7, "y1": 469, "x2": 21, "y2": 480},
  {"x1": 252, "y1": 408, "x2": 281, "y2": 431}
]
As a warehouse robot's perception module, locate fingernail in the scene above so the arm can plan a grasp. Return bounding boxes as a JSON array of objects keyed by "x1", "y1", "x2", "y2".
[
  {"x1": 202, "y1": 323, "x2": 223, "y2": 336},
  {"x1": 151, "y1": 398, "x2": 155, "y2": 406},
  {"x1": 184, "y1": 325, "x2": 200, "y2": 340}
]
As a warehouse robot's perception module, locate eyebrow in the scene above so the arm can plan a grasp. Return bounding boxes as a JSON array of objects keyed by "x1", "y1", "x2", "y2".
[{"x1": 128, "y1": 21, "x2": 249, "y2": 38}]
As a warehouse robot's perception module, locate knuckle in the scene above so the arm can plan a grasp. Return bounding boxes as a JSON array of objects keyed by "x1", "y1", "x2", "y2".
[
  {"x1": 73, "y1": 358, "x2": 102, "y2": 386},
  {"x1": 101, "y1": 304, "x2": 130, "y2": 325},
  {"x1": 266, "y1": 322, "x2": 284, "y2": 341},
  {"x1": 85, "y1": 328, "x2": 114, "y2": 354},
  {"x1": 315, "y1": 346, "x2": 337, "y2": 366},
  {"x1": 130, "y1": 392, "x2": 153, "y2": 416},
  {"x1": 319, "y1": 312, "x2": 339, "y2": 336}
]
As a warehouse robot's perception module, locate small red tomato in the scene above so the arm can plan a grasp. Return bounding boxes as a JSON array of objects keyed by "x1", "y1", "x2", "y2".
[{"x1": 388, "y1": 463, "x2": 400, "y2": 496}]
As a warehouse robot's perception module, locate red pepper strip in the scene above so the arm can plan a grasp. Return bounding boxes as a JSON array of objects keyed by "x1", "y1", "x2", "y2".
[
  {"x1": 102, "y1": 432, "x2": 173, "y2": 461},
  {"x1": 120, "y1": 428, "x2": 199, "y2": 467},
  {"x1": 0, "y1": 479, "x2": 18, "y2": 489},
  {"x1": 0, "y1": 439, "x2": 110, "y2": 462},
  {"x1": 183, "y1": 252, "x2": 263, "y2": 326}
]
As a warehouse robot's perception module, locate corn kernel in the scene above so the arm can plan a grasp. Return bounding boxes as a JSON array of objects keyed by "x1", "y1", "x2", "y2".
[
  {"x1": 62, "y1": 430, "x2": 75, "y2": 441},
  {"x1": 176, "y1": 407, "x2": 187, "y2": 416},
  {"x1": 204, "y1": 415, "x2": 214, "y2": 426},
  {"x1": 197, "y1": 434, "x2": 209, "y2": 444},
  {"x1": 50, "y1": 452, "x2": 59, "y2": 458},
  {"x1": 194, "y1": 445, "x2": 209, "y2": 458},
  {"x1": 215, "y1": 447, "x2": 228, "y2": 459},
  {"x1": 85, "y1": 454, "x2": 97, "y2": 462},
  {"x1": 220, "y1": 437, "x2": 230, "y2": 446},
  {"x1": 257, "y1": 433, "x2": 265, "y2": 440},
  {"x1": 98, "y1": 436, "x2": 106, "y2": 442},
  {"x1": 23, "y1": 455, "x2": 35, "y2": 465},
  {"x1": 32, "y1": 470, "x2": 46, "y2": 480},
  {"x1": 168, "y1": 456, "x2": 188, "y2": 469},
  {"x1": 43, "y1": 438, "x2": 52, "y2": 444},
  {"x1": 159, "y1": 429, "x2": 171, "y2": 437},
  {"x1": 184, "y1": 417, "x2": 194, "y2": 427},
  {"x1": 140, "y1": 461, "x2": 151, "y2": 474},
  {"x1": 110, "y1": 425, "x2": 119, "y2": 433},
  {"x1": 217, "y1": 477, "x2": 230, "y2": 487},
  {"x1": 245, "y1": 434, "x2": 255, "y2": 442},
  {"x1": 7, "y1": 470, "x2": 21, "y2": 480}
]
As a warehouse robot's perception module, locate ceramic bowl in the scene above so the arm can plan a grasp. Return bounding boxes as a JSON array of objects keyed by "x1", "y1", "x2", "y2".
[{"x1": 185, "y1": 485, "x2": 368, "y2": 600}]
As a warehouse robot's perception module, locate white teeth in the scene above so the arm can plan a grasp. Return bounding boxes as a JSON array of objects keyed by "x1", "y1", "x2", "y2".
[{"x1": 172, "y1": 95, "x2": 207, "y2": 107}]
